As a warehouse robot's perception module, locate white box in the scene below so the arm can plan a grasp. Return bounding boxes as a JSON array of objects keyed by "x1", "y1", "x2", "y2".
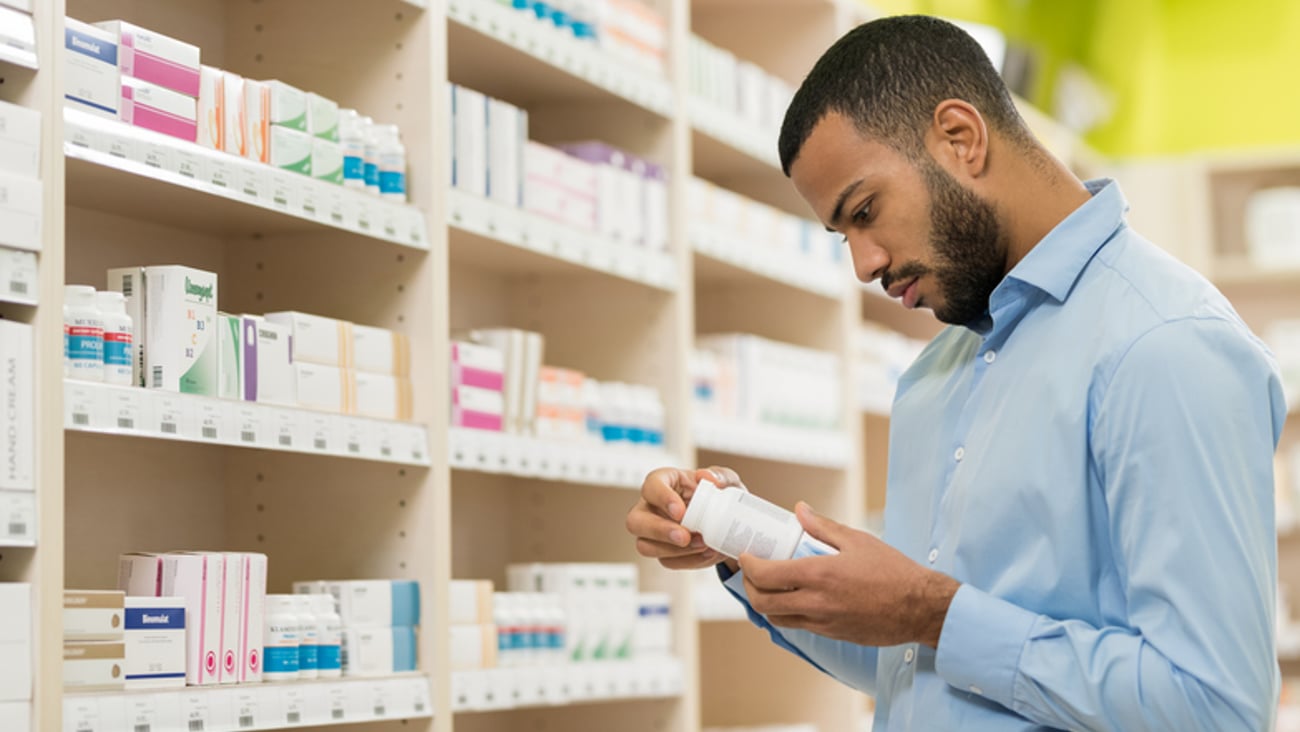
[
  {"x1": 216, "y1": 313, "x2": 242, "y2": 401},
  {"x1": 0, "y1": 583, "x2": 30, "y2": 702},
  {"x1": 117, "y1": 553, "x2": 162, "y2": 597},
  {"x1": 307, "y1": 92, "x2": 339, "y2": 142},
  {"x1": 448, "y1": 580, "x2": 494, "y2": 625},
  {"x1": 95, "y1": 20, "x2": 201, "y2": 97},
  {"x1": 123, "y1": 596, "x2": 186, "y2": 689},
  {"x1": 266, "y1": 311, "x2": 354, "y2": 368},
  {"x1": 293, "y1": 362, "x2": 353, "y2": 414},
  {"x1": 354, "y1": 324, "x2": 410, "y2": 376},
  {"x1": 109, "y1": 266, "x2": 218, "y2": 396},
  {"x1": 244, "y1": 79, "x2": 270, "y2": 163},
  {"x1": 451, "y1": 85, "x2": 487, "y2": 196},
  {"x1": 0, "y1": 170, "x2": 41, "y2": 251},
  {"x1": 313, "y1": 137, "x2": 343, "y2": 185},
  {"x1": 0, "y1": 0, "x2": 31, "y2": 13},
  {"x1": 196, "y1": 65, "x2": 223, "y2": 150},
  {"x1": 237, "y1": 553, "x2": 267, "y2": 683},
  {"x1": 120, "y1": 76, "x2": 197, "y2": 142},
  {"x1": 449, "y1": 624, "x2": 498, "y2": 671},
  {"x1": 355, "y1": 372, "x2": 412, "y2": 421},
  {"x1": 63, "y1": 590, "x2": 125, "y2": 641},
  {"x1": 106, "y1": 267, "x2": 146, "y2": 387},
  {"x1": 218, "y1": 554, "x2": 243, "y2": 684},
  {"x1": 63, "y1": 641, "x2": 125, "y2": 692},
  {"x1": 162, "y1": 553, "x2": 224, "y2": 686},
  {"x1": 341, "y1": 626, "x2": 417, "y2": 677},
  {"x1": 0, "y1": 320, "x2": 32, "y2": 492},
  {"x1": 486, "y1": 98, "x2": 526, "y2": 207},
  {"x1": 264, "y1": 80, "x2": 308, "y2": 132},
  {"x1": 64, "y1": 19, "x2": 120, "y2": 120},
  {"x1": 243, "y1": 315, "x2": 295, "y2": 406},
  {"x1": 270, "y1": 125, "x2": 313, "y2": 176},
  {"x1": 322, "y1": 579, "x2": 420, "y2": 627},
  {"x1": 0, "y1": 100, "x2": 39, "y2": 178},
  {"x1": 0, "y1": 701, "x2": 28, "y2": 731},
  {"x1": 222, "y1": 72, "x2": 247, "y2": 157}
]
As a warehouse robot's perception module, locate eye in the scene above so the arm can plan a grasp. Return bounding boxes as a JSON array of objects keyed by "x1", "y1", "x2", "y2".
[{"x1": 851, "y1": 200, "x2": 873, "y2": 225}]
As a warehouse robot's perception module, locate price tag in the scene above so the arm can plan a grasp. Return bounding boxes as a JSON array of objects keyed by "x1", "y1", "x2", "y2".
[
  {"x1": 372, "y1": 422, "x2": 395, "y2": 461},
  {"x1": 64, "y1": 697, "x2": 102, "y2": 732},
  {"x1": 325, "y1": 189, "x2": 348, "y2": 228},
  {"x1": 207, "y1": 157, "x2": 236, "y2": 192},
  {"x1": 280, "y1": 686, "x2": 306, "y2": 726},
  {"x1": 356, "y1": 200, "x2": 374, "y2": 233},
  {"x1": 306, "y1": 414, "x2": 333, "y2": 453},
  {"x1": 65, "y1": 382, "x2": 102, "y2": 430},
  {"x1": 236, "y1": 405, "x2": 266, "y2": 447},
  {"x1": 233, "y1": 689, "x2": 260, "y2": 730},
  {"x1": 238, "y1": 166, "x2": 271, "y2": 203},
  {"x1": 408, "y1": 677, "x2": 433, "y2": 716},
  {"x1": 66, "y1": 124, "x2": 105, "y2": 152},
  {"x1": 154, "y1": 393, "x2": 197, "y2": 439},
  {"x1": 0, "y1": 491, "x2": 35, "y2": 544},
  {"x1": 257, "y1": 687, "x2": 283, "y2": 727},
  {"x1": 343, "y1": 418, "x2": 363, "y2": 456},
  {"x1": 109, "y1": 386, "x2": 146, "y2": 432},
  {"x1": 270, "y1": 171, "x2": 298, "y2": 212},
  {"x1": 274, "y1": 409, "x2": 298, "y2": 450},
  {"x1": 326, "y1": 685, "x2": 349, "y2": 723},
  {"x1": 126, "y1": 695, "x2": 159, "y2": 732},
  {"x1": 107, "y1": 132, "x2": 138, "y2": 161},
  {"x1": 406, "y1": 425, "x2": 429, "y2": 464},
  {"x1": 407, "y1": 212, "x2": 425, "y2": 247},
  {"x1": 450, "y1": 672, "x2": 473, "y2": 712},
  {"x1": 382, "y1": 210, "x2": 400, "y2": 241},
  {"x1": 141, "y1": 141, "x2": 173, "y2": 172},
  {"x1": 152, "y1": 693, "x2": 184, "y2": 731},
  {"x1": 174, "y1": 149, "x2": 203, "y2": 180},
  {"x1": 369, "y1": 683, "x2": 391, "y2": 718},
  {"x1": 197, "y1": 401, "x2": 227, "y2": 442},
  {"x1": 587, "y1": 244, "x2": 614, "y2": 272},
  {"x1": 181, "y1": 693, "x2": 213, "y2": 732}
]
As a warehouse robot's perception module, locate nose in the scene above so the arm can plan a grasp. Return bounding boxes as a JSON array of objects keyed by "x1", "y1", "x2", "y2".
[{"x1": 846, "y1": 232, "x2": 889, "y2": 284}]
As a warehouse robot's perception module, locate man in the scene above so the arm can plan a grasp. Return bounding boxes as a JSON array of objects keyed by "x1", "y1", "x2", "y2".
[{"x1": 626, "y1": 15, "x2": 1287, "y2": 731}]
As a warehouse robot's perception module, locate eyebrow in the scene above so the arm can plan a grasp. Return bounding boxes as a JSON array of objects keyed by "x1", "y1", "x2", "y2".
[{"x1": 828, "y1": 178, "x2": 865, "y2": 231}]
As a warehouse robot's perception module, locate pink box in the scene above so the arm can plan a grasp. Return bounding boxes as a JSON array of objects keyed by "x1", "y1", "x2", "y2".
[
  {"x1": 96, "y1": 20, "x2": 201, "y2": 97},
  {"x1": 120, "y1": 77, "x2": 197, "y2": 142},
  {"x1": 452, "y1": 341, "x2": 505, "y2": 391},
  {"x1": 453, "y1": 385, "x2": 504, "y2": 432}
]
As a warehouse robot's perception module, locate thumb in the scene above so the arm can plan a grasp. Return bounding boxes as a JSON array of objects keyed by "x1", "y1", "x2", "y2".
[{"x1": 795, "y1": 502, "x2": 850, "y2": 550}]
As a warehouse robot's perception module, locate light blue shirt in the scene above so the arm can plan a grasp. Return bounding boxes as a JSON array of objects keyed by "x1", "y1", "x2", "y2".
[{"x1": 722, "y1": 180, "x2": 1288, "y2": 730}]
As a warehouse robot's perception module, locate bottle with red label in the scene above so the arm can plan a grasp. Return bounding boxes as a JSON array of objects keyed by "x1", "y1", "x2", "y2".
[
  {"x1": 96, "y1": 291, "x2": 134, "y2": 386},
  {"x1": 64, "y1": 285, "x2": 104, "y2": 381}
]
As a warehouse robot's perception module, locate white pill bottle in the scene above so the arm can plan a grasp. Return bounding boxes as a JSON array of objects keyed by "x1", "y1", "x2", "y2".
[
  {"x1": 314, "y1": 594, "x2": 343, "y2": 679},
  {"x1": 293, "y1": 594, "x2": 320, "y2": 679},
  {"x1": 681, "y1": 480, "x2": 838, "y2": 561},
  {"x1": 96, "y1": 291, "x2": 134, "y2": 386},
  {"x1": 263, "y1": 595, "x2": 301, "y2": 681},
  {"x1": 64, "y1": 285, "x2": 104, "y2": 381}
]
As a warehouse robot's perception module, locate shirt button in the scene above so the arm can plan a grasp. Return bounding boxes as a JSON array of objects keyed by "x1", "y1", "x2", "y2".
[
  {"x1": 904, "y1": 648, "x2": 915, "y2": 663},
  {"x1": 984, "y1": 350, "x2": 996, "y2": 364},
  {"x1": 954, "y1": 446, "x2": 965, "y2": 462},
  {"x1": 970, "y1": 685, "x2": 983, "y2": 695},
  {"x1": 928, "y1": 548, "x2": 939, "y2": 563}
]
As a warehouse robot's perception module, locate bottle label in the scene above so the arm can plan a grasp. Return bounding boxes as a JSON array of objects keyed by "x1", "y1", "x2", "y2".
[
  {"x1": 317, "y1": 644, "x2": 342, "y2": 671},
  {"x1": 343, "y1": 154, "x2": 365, "y2": 181},
  {"x1": 264, "y1": 645, "x2": 300, "y2": 674},
  {"x1": 379, "y1": 170, "x2": 405, "y2": 195},
  {"x1": 364, "y1": 161, "x2": 379, "y2": 187},
  {"x1": 530, "y1": 629, "x2": 545, "y2": 651},
  {"x1": 298, "y1": 643, "x2": 319, "y2": 670},
  {"x1": 103, "y1": 330, "x2": 132, "y2": 366},
  {"x1": 66, "y1": 324, "x2": 104, "y2": 362}
]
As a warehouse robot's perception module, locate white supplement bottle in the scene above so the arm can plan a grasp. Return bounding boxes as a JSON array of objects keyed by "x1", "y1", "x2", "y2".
[
  {"x1": 493, "y1": 593, "x2": 521, "y2": 668},
  {"x1": 681, "y1": 480, "x2": 838, "y2": 561},
  {"x1": 362, "y1": 116, "x2": 381, "y2": 196},
  {"x1": 293, "y1": 594, "x2": 320, "y2": 679},
  {"x1": 95, "y1": 291, "x2": 134, "y2": 386},
  {"x1": 314, "y1": 594, "x2": 343, "y2": 678},
  {"x1": 263, "y1": 595, "x2": 302, "y2": 681},
  {"x1": 339, "y1": 109, "x2": 367, "y2": 190},
  {"x1": 64, "y1": 285, "x2": 104, "y2": 381},
  {"x1": 376, "y1": 124, "x2": 407, "y2": 203}
]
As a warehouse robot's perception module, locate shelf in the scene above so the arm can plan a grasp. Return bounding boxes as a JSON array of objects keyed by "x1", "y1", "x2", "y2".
[
  {"x1": 448, "y1": 189, "x2": 677, "y2": 291},
  {"x1": 689, "y1": 95, "x2": 781, "y2": 174},
  {"x1": 693, "y1": 415, "x2": 850, "y2": 469},
  {"x1": 449, "y1": 428, "x2": 676, "y2": 489},
  {"x1": 63, "y1": 674, "x2": 432, "y2": 732},
  {"x1": 0, "y1": 489, "x2": 35, "y2": 546},
  {"x1": 691, "y1": 224, "x2": 846, "y2": 299},
  {"x1": 63, "y1": 109, "x2": 429, "y2": 250},
  {"x1": 446, "y1": 0, "x2": 673, "y2": 118},
  {"x1": 65, "y1": 381, "x2": 431, "y2": 467},
  {"x1": 450, "y1": 660, "x2": 684, "y2": 712}
]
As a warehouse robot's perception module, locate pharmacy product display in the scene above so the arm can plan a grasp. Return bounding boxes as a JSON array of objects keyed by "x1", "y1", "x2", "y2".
[
  {"x1": 451, "y1": 329, "x2": 666, "y2": 445},
  {"x1": 0, "y1": 99, "x2": 42, "y2": 297},
  {"x1": 693, "y1": 334, "x2": 842, "y2": 430},
  {"x1": 61, "y1": 16, "x2": 407, "y2": 200},
  {"x1": 0, "y1": 583, "x2": 32, "y2": 713},
  {"x1": 62, "y1": 590, "x2": 187, "y2": 692},
  {"x1": 688, "y1": 34, "x2": 795, "y2": 136},
  {"x1": 292, "y1": 580, "x2": 420, "y2": 677},
  {"x1": 496, "y1": 0, "x2": 667, "y2": 75},
  {"x1": 682, "y1": 480, "x2": 837, "y2": 561},
  {"x1": 63, "y1": 268, "x2": 415, "y2": 420},
  {"x1": 856, "y1": 323, "x2": 928, "y2": 415}
]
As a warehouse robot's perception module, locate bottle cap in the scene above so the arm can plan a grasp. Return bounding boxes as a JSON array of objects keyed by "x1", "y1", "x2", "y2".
[{"x1": 680, "y1": 479, "x2": 720, "y2": 533}]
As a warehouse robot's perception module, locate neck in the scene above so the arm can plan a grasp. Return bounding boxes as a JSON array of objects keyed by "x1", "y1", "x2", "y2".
[{"x1": 995, "y1": 144, "x2": 1092, "y2": 274}]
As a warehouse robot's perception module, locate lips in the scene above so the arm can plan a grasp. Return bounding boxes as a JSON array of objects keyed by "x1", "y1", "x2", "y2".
[{"x1": 887, "y1": 276, "x2": 919, "y2": 301}]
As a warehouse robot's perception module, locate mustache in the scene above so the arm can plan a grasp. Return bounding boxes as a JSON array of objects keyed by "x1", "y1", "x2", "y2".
[{"x1": 880, "y1": 262, "x2": 930, "y2": 293}]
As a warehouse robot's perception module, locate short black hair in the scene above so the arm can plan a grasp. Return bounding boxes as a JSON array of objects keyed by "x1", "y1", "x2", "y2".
[{"x1": 778, "y1": 15, "x2": 1032, "y2": 176}]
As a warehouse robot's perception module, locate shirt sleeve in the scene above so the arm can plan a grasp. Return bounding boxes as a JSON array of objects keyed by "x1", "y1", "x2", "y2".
[
  {"x1": 935, "y1": 317, "x2": 1287, "y2": 731},
  {"x1": 718, "y1": 563, "x2": 881, "y2": 694}
]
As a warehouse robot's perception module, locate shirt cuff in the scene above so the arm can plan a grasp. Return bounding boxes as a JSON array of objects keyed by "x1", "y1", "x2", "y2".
[{"x1": 934, "y1": 584, "x2": 1039, "y2": 709}]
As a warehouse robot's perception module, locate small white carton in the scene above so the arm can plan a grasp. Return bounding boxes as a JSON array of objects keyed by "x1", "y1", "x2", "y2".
[
  {"x1": 123, "y1": 596, "x2": 186, "y2": 690},
  {"x1": 264, "y1": 80, "x2": 308, "y2": 132},
  {"x1": 141, "y1": 266, "x2": 218, "y2": 396},
  {"x1": 270, "y1": 125, "x2": 313, "y2": 176},
  {"x1": 243, "y1": 315, "x2": 295, "y2": 406},
  {"x1": 0, "y1": 170, "x2": 42, "y2": 252},
  {"x1": 0, "y1": 583, "x2": 30, "y2": 702},
  {"x1": 266, "y1": 311, "x2": 354, "y2": 368},
  {"x1": 354, "y1": 372, "x2": 412, "y2": 421},
  {"x1": 0, "y1": 99, "x2": 40, "y2": 178},
  {"x1": 237, "y1": 553, "x2": 267, "y2": 683},
  {"x1": 354, "y1": 324, "x2": 410, "y2": 376},
  {"x1": 63, "y1": 641, "x2": 125, "y2": 692},
  {"x1": 307, "y1": 92, "x2": 339, "y2": 142},
  {"x1": 63, "y1": 590, "x2": 125, "y2": 641},
  {"x1": 293, "y1": 362, "x2": 353, "y2": 414},
  {"x1": 64, "y1": 19, "x2": 120, "y2": 120}
]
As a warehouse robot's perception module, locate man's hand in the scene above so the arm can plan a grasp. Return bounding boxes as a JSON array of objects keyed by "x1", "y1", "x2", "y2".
[
  {"x1": 627, "y1": 465, "x2": 744, "y2": 572},
  {"x1": 740, "y1": 502, "x2": 960, "y2": 648}
]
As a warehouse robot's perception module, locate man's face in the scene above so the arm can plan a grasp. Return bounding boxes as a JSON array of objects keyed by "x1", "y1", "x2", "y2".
[{"x1": 789, "y1": 112, "x2": 1006, "y2": 325}]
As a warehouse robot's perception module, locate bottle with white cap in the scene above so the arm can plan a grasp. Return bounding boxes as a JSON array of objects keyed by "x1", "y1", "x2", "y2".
[
  {"x1": 376, "y1": 124, "x2": 407, "y2": 203},
  {"x1": 314, "y1": 594, "x2": 343, "y2": 678},
  {"x1": 263, "y1": 595, "x2": 301, "y2": 681},
  {"x1": 64, "y1": 285, "x2": 104, "y2": 381},
  {"x1": 680, "y1": 480, "x2": 838, "y2": 561},
  {"x1": 96, "y1": 290, "x2": 134, "y2": 386},
  {"x1": 293, "y1": 594, "x2": 320, "y2": 679}
]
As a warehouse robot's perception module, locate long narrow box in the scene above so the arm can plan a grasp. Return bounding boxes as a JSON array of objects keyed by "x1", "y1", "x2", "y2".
[
  {"x1": 216, "y1": 313, "x2": 242, "y2": 401},
  {"x1": 222, "y1": 71, "x2": 246, "y2": 157},
  {"x1": 123, "y1": 596, "x2": 186, "y2": 690},
  {"x1": 0, "y1": 100, "x2": 39, "y2": 178},
  {"x1": 243, "y1": 315, "x2": 295, "y2": 405},
  {"x1": 450, "y1": 85, "x2": 487, "y2": 196},
  {"x1": 0, "y1": 171, "x2": 41, "y2": 252},
  {"x1": 354, "y1": 325, "x2": 410, "y2": 377},
  {"x1": 243, "y1": 79, "x2": 270, "y2": 163},
  {"x1": 0, "y1": 583, "x2": 30, "y2": 702},
  {"x1": 236, "y1": 553, "x2": 267, "y2": 683},
  {"x1": 120, "y1": 76, "x2": 197, "y2": 142},
  {"x1": 163, "y1": 553, "x2": 224, "y2": 685},
  {"x1": 63, "y1": 641, "x2": 125, "y2": 692},
  {"x1": 307, "y1": 92, "x2": 339, "y2": 142},
  {"x1": 196, "y1": 65, "x2": 223, "y2": 150},
  {"x1": 63, "y1": 590, "x2": 125, "y2": 641},
  {"x1": 342, "y1": 626, "x2": 417, "y2": 676},
  {"x1": 218, "y1": 553, "x2": 243, "y2": 683},
  {"x1": 322, "y1": 579, "x2": 420, "y2": 628},
  {"x1": 448, "y1": 580, "x2": 494, "y2": 625},
  {"x1": 64, "y1": 19, "x2": 120, "y2": 119},
  {"x1": 95, "y1": 20, "x2": 201, "y2": 97},
  {"x1": 266, "y1": 311, "x2": 354, "y2": 368},
  {"x1": 0, "y1": 320, "x2": 32, "y2": 493},
  {"x1": 486, "y1": 97, "x2": 526, "y2": 207}
]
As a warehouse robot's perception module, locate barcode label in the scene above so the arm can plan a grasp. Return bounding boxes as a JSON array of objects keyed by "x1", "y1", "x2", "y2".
[
  {"x1": 274, "y1": 194, "x2": 288, "y2": 206},
  {"x1": 121, "y1": 275, "x2": 134, "y2": 297},
  {"x1": 279, "y1": 434, "x2": 292, "y2": 446},
  {"x1": 414, "y1": 701, "x2": 426, "y2": 712},
  {"x1": 332, "y1": 709, "x2": 344, "y2": 720},
  {"x1": 202, "y1": 426, "x2": 218, "y2": 439},
  {"x1": 381, "y1": 446, "x2": 392, "y2": 457},
  {"x1": 7, "y1": 522, "x2": 25, "y2": 536},
  {"x1": 9, "y1": 281, "x2": 26, "y2": 294},
  {"x1": 331, "y1": 210, "x2": 343, "y2": 223},
  {"x1": 239, "y1": 714, "x2": 254, "y2": 728},
  {"x1": 118, "y1": 417, "x2": 134, "y2": 429},
  {"x1": 152, "y1": 366, "x2": 163, "y2": 388},
  {"x1": 348, "y1": 442, "x2": 360, "y2": 454},
  {"x1": 374, "y1": 706, "x2": 386, "y2": 717},
  {"x1": 286, "y1": 711, "x2": 299, "y2": 724},
  {"x1": 314, "y1": 438, "x2": 326, "y2": 450},
  {"x1": 135, "y1": 724, "x2": 150, "y2": 732},
  {"x1": 73, "y1": 413, "x2": 89, "y2": 426},
  {"x1": 241, "y1": 430, "x2": 255, "y2": 443},
  {"x1": 188, "y1": 720, "x2": 204, "y2": 731},
  {"x1": 161, "y1": 422, "x2": 178, "y2": 434}
]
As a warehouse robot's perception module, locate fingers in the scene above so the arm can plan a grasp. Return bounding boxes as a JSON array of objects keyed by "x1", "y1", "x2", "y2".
[
  {"x1": 627, "y1": 499, "x2": 693, "y2": 548},
  {"x1": 640, "y1": 467, "x2": 696, "y2": 521},
  {"x1": 738, "y1": 552, "x2": 811, "y2": 591},
  {"x1": 660, "y1": 551, "x2": 725, "y2": 571},
  {"x1": 694, "y1": 465, "x2": 745, "y2": 492},
  {"x1": 635, "y1": 533, "x2": 707, "y2": 559},
  {"x1": 794, "y1": 502, "x2": 852, "y2": 550}
]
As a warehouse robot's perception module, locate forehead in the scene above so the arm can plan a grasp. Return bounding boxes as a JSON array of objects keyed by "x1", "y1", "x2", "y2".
[{"x1": 789, "y1": 112, "x2": 914, "y2": 221}]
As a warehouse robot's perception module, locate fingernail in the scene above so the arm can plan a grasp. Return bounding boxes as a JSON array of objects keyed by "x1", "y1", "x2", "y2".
[
  {"x1": 670, "y1": 529, "x2": 688, "y2": 546},
  {"x1": 669, "y1": 502, "x2": 684, "y2": 520},
  {"x1": 689, "y1": 535, "x2": 706, "y2": 549},
  {"x1": 710, "y1": 469, "x2": 725, "y2": 484}
]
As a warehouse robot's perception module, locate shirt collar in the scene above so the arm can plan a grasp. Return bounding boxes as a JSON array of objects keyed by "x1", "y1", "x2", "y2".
[{"x1": 1000, "y1": 178, "x2": 1128, "y2": 304}]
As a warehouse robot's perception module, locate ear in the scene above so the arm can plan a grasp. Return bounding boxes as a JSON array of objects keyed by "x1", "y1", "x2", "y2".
[{"x1": 925, "y1": 99, "x2": 989, "y2": 178}]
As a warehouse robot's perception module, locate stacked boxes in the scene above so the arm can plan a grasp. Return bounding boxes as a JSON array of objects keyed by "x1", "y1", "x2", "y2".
[
  {"x1": 693, "y1": 334, "x2": 842, "y2": 430},
  {"x1": 500, "y1": 0, "x2": 666, "y2": 75},
  {"x1": 0, "y1": 583, "x2": 31, "y2": 723},
  {"x1": 0, "y1": 98, "x2": 43, "y2": 259},
  {"x1": 108, "y1": 265, "x2": 217, "y2": 395},
  {"x1": 451, "y1": 340, "x2": 506, "y2": 432},
  {"x1": 62, "y1": 590, "x2": 128, "y2": 692},
  {"x1": 522, "y1": 140, "x2": 598, "y2": 232},
  {"x1": 689, "y1": 34, "x2": 795, "y2": 135},
  {"x1": 294, "y1": 580, "x2": 420, "y2": 677},
  {"x1": 90, "y1": 20, "x2": 200, "y2": 142},
  {"x1": 688, "y1": 177, "x2": 845, "y2": 273},
  {"x1": 458, "y1": 329, "x2": 542, "y2": 435},
  {"x1": 448, "y1": 580, "x2": 498, "y2": 671}
]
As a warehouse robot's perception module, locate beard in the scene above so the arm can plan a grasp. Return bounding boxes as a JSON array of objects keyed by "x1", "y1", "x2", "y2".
[{"x1": 883, "y1": 161, "x2": 1006, "y2": 326}]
